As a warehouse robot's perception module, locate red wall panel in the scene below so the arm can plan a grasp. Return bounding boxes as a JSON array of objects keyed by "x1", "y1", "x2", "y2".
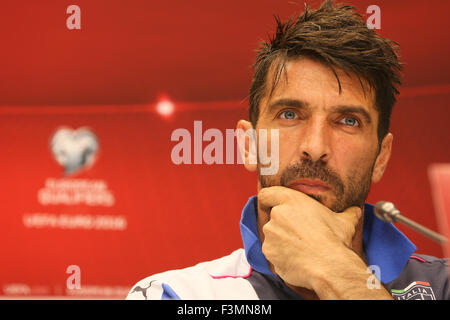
[
  {"x1": 1, "y1": 0, "x2": 449, "y2": 299},
  {"x1": 0, "y1": 90, "x2": 449, "y2": 298}
]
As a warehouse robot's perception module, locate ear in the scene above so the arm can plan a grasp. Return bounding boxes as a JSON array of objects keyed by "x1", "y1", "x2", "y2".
[
  {"x1": 371, "y1": 133, "x2": 393, "y2": 183},
  {"x1": 236, "y1": 120, "x2": 258, "y2": 172}
]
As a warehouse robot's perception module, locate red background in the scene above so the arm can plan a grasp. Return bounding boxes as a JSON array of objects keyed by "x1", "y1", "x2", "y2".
[{"x1": 0, "y1": 0, "x2": 449, "y2": 298}]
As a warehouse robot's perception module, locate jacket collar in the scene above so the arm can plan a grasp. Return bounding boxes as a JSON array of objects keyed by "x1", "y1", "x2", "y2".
[{"x1": 240, "y1": 196, "x2": 416, "y2": 284}]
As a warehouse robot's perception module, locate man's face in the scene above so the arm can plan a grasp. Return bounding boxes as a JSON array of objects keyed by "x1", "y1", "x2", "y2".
[{"x1": 255, "y1": 57, "x2": 382, "y2": 212}]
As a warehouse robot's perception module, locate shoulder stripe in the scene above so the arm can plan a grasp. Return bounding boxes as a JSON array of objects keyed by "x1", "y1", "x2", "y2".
[
  {"x1": 410, "y1": 255, "x2": 427, "y2": 263},
  {"x1": 210, "y1": 266, "x2": 253, "y2": 279},
  {"x1": 161, "y1": 283, "x2": 181, "y2": 300}
]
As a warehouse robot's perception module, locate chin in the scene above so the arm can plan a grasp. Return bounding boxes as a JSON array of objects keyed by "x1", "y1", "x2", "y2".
[{"x1": 306, "y1": 193, "x2": 339, "y2": 212}]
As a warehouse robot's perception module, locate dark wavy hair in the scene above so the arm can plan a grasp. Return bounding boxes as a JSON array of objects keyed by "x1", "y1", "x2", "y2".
[{"x1": 249, "y1": 0, "x2": 403, "y2": 144}]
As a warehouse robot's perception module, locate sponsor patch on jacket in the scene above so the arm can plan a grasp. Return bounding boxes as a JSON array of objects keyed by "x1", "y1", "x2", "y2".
[{"x1": 391, "y1": 281, "x2": 436, "y2": 300}]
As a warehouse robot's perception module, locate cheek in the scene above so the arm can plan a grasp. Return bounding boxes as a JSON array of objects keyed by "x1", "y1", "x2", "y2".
[
  {"x1": 276, "y1": 129, "x2": 301, "y2": 167},
  {"x1": 257, "y1": 128, "x2": 299, "y2": 182},
  {"x1": 333, "y1": 136, "x2": 377, "y2": 178}
]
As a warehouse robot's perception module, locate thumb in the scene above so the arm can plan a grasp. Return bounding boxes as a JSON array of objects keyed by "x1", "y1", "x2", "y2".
[
  {"x1": 340, "y1": 206, "x2": 363, "y2": 227},
  {"x1": 331, "y1": 206, "x2": 362, "y2": 248}
]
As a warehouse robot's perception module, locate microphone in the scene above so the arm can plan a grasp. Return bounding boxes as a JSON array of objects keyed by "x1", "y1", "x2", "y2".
[{"x1": 374, "y1": 201, "x2": 448, "y2": 244}]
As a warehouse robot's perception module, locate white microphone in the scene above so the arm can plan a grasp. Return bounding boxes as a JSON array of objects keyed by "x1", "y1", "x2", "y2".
[{"x1": 374, "y1": 201, "x2": 447, "y2": 244}]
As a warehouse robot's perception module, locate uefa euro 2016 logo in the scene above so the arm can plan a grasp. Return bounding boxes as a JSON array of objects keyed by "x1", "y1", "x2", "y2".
[{"x1": 50, "y1": 127, "x2": 99, "y2": 175}]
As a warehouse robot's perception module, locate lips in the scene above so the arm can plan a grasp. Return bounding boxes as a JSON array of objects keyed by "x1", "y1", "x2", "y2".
[{"x1": 287, "y1": 179, "x2": 331, "y2": 194}]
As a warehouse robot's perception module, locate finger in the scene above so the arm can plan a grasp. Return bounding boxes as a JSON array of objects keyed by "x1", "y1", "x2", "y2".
[{"x1": 257, "y1": 186, "x2": 293, "y2": 208}]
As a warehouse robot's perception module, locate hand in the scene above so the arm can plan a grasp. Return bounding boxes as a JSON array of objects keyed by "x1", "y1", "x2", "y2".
[{"x1": 258, "y1": 186, "x2": 362, "y2": 290}]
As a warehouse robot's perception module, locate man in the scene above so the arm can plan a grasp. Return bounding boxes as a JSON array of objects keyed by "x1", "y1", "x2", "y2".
[{"x1": 127, "y1": 0, "x2": 450, "y2": 300}]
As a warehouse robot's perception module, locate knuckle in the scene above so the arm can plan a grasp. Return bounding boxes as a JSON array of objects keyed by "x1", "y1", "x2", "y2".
[
  {"x1": 257, "y1": 189, "x2": 266, "y2": 202},
  {"x1": 258, "y1": 187, "x2": 267, "y2": 196},
  {"x1": 259, "y1": 186, "x2": 273, "y2": 196},
  {"x1": 285, "y1": 190, "x2": 299, "y2": 203},
  {"x1": 347, "y1": 221, "x2": 356, "y2": 233},
  {"x1": 344, "y1": 224, "x2": 356, "y2": 239},
  {"x1": 262, "y1": 221, "x2": 273, "y2": 235},
  {"x1": 269, "y1": 206, "x2": 278, "y2": 219},
  {"x1": 262, "y1": 222, "x2": 269, "y2": 235},
  {"x1": 261, "y1": 241, "x2": 270, "y2": 257}
]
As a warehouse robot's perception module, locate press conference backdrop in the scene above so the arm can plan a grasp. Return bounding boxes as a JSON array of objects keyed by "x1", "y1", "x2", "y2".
[{"x1": 0, "y1": 0, "x2": 449, "y2": 298}]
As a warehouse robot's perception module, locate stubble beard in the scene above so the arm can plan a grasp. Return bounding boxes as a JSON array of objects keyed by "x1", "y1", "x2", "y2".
[{"x1": 258, "y1": 158, "x2": 375, "y2": 213}]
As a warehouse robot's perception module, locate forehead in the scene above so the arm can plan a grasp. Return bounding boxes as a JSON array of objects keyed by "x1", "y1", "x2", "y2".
[{"x1": 261, "y1": 57, "x2": 377, "y2": 116}]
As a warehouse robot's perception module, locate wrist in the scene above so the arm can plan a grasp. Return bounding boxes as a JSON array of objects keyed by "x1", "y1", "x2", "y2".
[
  {"x1": 310, "y1": 246, "x2": 384, "y2": 299},
  {"x1": 310, "y1": 246, "x2": 355, "y2": 289}
]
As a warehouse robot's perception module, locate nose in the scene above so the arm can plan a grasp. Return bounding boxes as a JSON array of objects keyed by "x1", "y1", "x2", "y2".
[{"x1": 299, "y1": 117, "x2": 331, "y2": 162}]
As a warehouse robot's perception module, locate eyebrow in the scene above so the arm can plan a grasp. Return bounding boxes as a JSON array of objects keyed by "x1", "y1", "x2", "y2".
[
  {"x1": 331, "y1": 105, "x2": 372, "y2": 124},
  {"x1": 267, "y1": 98, "x2": 310, "y2": 113},
  {"x1": 267, "y1": 98, "x2": 372, "y2": 124}
]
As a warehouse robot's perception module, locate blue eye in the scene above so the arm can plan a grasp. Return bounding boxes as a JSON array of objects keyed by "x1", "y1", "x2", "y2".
[
  {"x1": 340, "y1": 117, "x2": 359, "y2": 127},
  {"x1": 279, "y1": 110, "x2": 298, "y2": 120}
]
